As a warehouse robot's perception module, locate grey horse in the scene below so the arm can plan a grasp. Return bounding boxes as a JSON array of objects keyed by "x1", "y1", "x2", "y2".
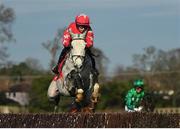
[{"x1": 47, "y1": 39, "x2": 100, "y2": 112}]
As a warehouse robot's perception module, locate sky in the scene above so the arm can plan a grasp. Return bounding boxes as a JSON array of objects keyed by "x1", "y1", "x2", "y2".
[{"x1": 1, "y1": 0, "x2": 180, "y2": 75}]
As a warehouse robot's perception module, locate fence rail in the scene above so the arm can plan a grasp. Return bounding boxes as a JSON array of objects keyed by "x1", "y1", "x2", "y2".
[{"x1": 0, "y1": 113, "x2": 179, "y2": 128}]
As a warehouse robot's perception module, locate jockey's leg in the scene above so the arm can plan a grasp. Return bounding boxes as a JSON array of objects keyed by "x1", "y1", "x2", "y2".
[{"x1": 52, "y1": 47, "x2": 70, "y2": 74}]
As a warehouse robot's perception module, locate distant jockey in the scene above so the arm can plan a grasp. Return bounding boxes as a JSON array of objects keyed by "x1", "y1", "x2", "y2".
[{"x1": 125, "y1": 79, "x2": 145, "y2": 112}]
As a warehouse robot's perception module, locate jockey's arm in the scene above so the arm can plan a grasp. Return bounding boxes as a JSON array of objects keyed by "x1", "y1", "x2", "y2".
[
  {"x1": 62, "y1": 28, "x2": 72, "y2": 47},
  {"x1": 85, "y1": 29, "x2": 94, "y2": 48},
  {"x1": 125, "y1": 90, "x2": 135, "y2": 110}
]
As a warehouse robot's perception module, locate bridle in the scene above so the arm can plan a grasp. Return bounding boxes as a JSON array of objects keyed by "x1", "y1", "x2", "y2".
[{"x1": 69, "y1": 40, "x2": 86, "y2": 69}]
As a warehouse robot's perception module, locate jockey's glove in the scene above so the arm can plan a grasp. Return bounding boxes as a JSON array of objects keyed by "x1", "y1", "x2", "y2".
[{"x1": 134, "y1": 106, "x2": 143, "y2": 112}]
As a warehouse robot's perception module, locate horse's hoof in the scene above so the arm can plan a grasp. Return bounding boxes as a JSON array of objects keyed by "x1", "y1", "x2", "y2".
[
  {"x1": 77, "y1": 89, "x2": 84, "y2": 94},
  {"x1": 94, "y1": 83, "x2": 100, "y2": 91},
  {"x1": 75, "y1": 93, "x2": 83, "y2": 102}
]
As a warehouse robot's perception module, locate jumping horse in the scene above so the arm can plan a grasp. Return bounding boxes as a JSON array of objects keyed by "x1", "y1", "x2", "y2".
[{"x1": 47, "y1": 30, "x2": 100, "y2": 113}]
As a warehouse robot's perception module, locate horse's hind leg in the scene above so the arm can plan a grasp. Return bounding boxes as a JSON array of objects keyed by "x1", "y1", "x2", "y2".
[
  {"x1": 53, "y1": 94, "x2": 60, "y2": 112},
  {"x1": 47, "y1": 81, "x2": 60, "y2": 112}
]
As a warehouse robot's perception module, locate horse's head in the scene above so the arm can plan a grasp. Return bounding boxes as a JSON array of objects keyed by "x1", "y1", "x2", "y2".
[
  {"x1": 70, "y1": 40, "x2": 86, "y2": 69},
  {"x1": 140, "y1": 93, "x2": 155, "y2": 112}
]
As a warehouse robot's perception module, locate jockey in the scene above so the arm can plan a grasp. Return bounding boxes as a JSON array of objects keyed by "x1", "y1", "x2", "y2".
[
  {"x1": 52, "y1": 13, "x2": 98, "y2": 78},
  {"x1": 125, "y1": 79, "x2": 145, "y2": 112}
]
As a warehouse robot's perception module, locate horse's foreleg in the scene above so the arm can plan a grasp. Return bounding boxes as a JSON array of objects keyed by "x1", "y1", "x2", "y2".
[
  {"x1": 75, "y1": 89, "x2": 84, "y2": 102},
  {"x1": 91, "y1": 83, "x2": 100, "y2": 103},
  {"x1": 70, "y1": 70, "x2": 84, "y2": 102},
  {"x1": 86, "y1": 83, "x2": 100, "y2": 112}
]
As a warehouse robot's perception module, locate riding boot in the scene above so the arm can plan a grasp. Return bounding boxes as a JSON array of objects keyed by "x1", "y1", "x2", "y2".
[
  {"x1": 52, "y1": 47, "x2": 70, "y2": 74},
  {"x1": 52, "y1": 65, "x2": 59, "y2": 74}
]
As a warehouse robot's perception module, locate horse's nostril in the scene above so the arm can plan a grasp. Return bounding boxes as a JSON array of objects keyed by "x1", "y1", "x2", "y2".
[{"x1": 74, "y1": 58, "x2": 82, "y2": 68}]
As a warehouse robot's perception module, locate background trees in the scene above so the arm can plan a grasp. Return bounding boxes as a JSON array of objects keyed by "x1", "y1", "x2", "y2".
[
  {"x1": 42, "y1": 28, "x2": 64, "y2": 70},
  {"x1": 0, "y1": 4, "x2": 15, "y2": 66},
  {"x1": 91, "y1": 47, "x2": 109, "y2": 80}
]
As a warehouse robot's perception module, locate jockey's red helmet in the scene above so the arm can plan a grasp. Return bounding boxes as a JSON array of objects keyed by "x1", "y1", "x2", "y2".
[{"x1": 75, "y1": 13, "x2": 90, "y2": 26}]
